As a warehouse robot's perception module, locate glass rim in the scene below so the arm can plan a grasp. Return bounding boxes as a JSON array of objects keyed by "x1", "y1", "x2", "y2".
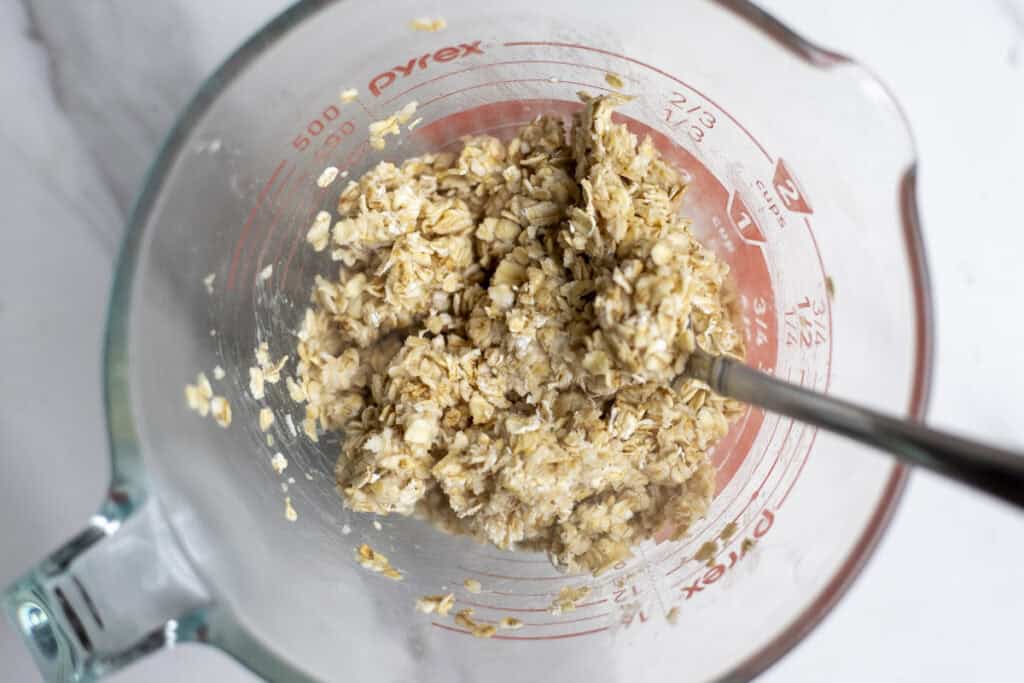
[{"x1": 100, "y1": 1, "x2": 934, "y2": 680}]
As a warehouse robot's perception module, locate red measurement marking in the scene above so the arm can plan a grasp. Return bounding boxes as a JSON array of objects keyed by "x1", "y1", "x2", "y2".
[
  {"x1": 502, "y1": 41, "x2": 772, "y2": 162},
  {"x1": 487, "y1": 590, "x2": 568, "y2": 598},
  {"x1": 282, "y1": 183, "x2": 330, "y2": 287},
  {"x1": 249, "y1": 165, "x2": 295, "y2": 286},
  {"x1": 659, "y1": 363, "x2": 809, "y2": 570},
  {"x1": 803, "y1": 217, "x2": 834, "y2": 393},
  {"x1": 456, "y1": 565, "x2": 579, "y2": 582},
  {"x1": 468, "y1": 610, "x2": 610, "y2": 626},
  {"x1": 664, "y1": 420, "x2": 794, "y2": 580},
  {"x1": 770, "y1": 222, "x2": 831, "y2": 505},
  {"x1": 457, "y1": 598, "x2": 607, "y2": 614},
  {"x1": 773, "y1": 158, "x2": 813, "y2": 214},
  {"x1": 431, "y1": 622, "x2": 608, "y2": 641},
  {"x1": 466, "y1": 551, "x2": 550, "y2": 565},
  {"x1": 227, "y1": 159, "x2": 287, "y2": 290},
  {"x1": 659, "y1": 370, "x2": 796, "y2": 570},
  {"x1": 273, "y1": 172, "x2": 311, "y2": 281},
  {"x1": 667, "y1": 411, "x2": 814, "y2": 588},
  {"x1": 382, "y1": 58, "x2": 628, "y2": 105},
  {"x1": 292, "y1": 105, "x2": 342, "y2": 153},
  {"x1": 728, "y1": 192, "x2": 766, "y2": 244},
  {"x1": 777, "y1": 426, "x2": 819, "y2": 508},
  {"x1": 417, "y1": 79, "x2": 612, "y2": 112},
  {"x1": 670, "y1": 508, "x2": 775, "y2": 591}
]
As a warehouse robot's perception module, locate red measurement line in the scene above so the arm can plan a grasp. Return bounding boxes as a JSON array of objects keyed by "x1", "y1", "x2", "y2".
[
  {"x1": 471, "y1": 612, "x2": 610, "y2": 627},
  {"x1": 431, "y1": 622, "x2": 608, "y2": 641},
  {"x1": 382, "y1": 59, "x2": 628, "y2": 106},
  {"x1": 665, "y1": 415, "x2": 795, "y2": 579},
  {"x1": 502, "y1": 41, "x2": 772, "y2": 163},
  {"x1": 759, "y1": 216, "x2": 832, "y2": 509},
  {"x1": 487, "y1": 589, "x2": 564, "y2": 598},
  {"x1": 292, "y1": 141, "x2": 371, "y2": 287},
  {"x1": 456, "y1": 565, "x2": 581, "y2": 582},
  {"x1": 669, "y1": 417, "x2": 813, "y2": 590},
  {"x1": 756, "y1": 370, "x2": 819, "y2": 513},
  {"x1": 768, "y1": 423, "x2": 811, "y2": 505},
  {"x1": 465, "y1": 551, "x2": 550, "y2": 565},
  {"x1": 227, "y1": 159, "x2": 287, "y2": 290},
  {"x1": 777, "y1": 427, "x2": 819, "y2": 508},
  {"x1": 657, "y1": 367, "x2": 795, "y2": 570},
  {"x1": 418, "y1": 79, "x2": 613, "y2": 112},
  {"x1": 268, "y1": 170, "x2": 310, "y2": 284},
  {"x1": 457, "y1": 597, "x2": 607, "y2": 614},
  {"x1": 249, "y1": 165, "x2": 295, "y2": 287},
  {"x1": 355, "y1": 99, "x2": 373, "y2": 119},
  {"x1": 713, "y1": 403, "x2": 755, "y2": 477},
  {"x1": 282, "y1": 182, "x2": 329, "y2": 286}
]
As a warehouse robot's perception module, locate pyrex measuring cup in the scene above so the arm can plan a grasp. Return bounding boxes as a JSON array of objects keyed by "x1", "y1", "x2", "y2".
[{"x1": 3, "y1": 1, "x2": 932, "y2": 681}]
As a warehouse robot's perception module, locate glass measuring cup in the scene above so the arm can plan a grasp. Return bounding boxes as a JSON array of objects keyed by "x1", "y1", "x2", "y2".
[{"x1": 3, "y1": 0, "x2": 932, "y2": 681}]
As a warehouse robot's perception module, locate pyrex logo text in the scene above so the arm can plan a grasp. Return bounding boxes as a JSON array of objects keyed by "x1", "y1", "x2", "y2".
[{"x1": 369, "y1": 41, "x2": 484, "y2": 97}]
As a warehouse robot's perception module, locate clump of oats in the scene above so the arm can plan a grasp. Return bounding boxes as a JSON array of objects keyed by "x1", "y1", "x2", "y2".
[
  {"x1": 271, "y1": 452, "x2": 288, "y2": 475},
  {"x1": 694, "y1": 539, "x2": 718, "y2": 566},
  {"x1": 454, "y1": 608, "x2": 496, "y2": 639},
  {"x1": 549, "y1": 585, "x2": 591, "y2": 615},
  {"x1": 355, "y1": 543, "x2": 403, "y2": 580},
  {"x1": 210, "y1": 395, "x2": 232, "y2": 428},
  {"x1": 259, "y1": 407, "x2": 275, "y2": 432},
  {"x1": 415, "y1": 593, "x2": 456, "y2": 616},
  {"x1": 340, "y1": 88, "x2": 359, "y2": 103},
  {"x1": 185, "y1": 372, "x2": 233, "y2": 428},
  {"x1": 284, "y1": 496, "x2": 298, "y2": 522},
  {"x1": 212, "y1": 365, "x2": 226, "y2": 380},
  {"x1": 307, "y1": 211, "x2": 333, "y2": 252},
  {"x1": 185, "y1": 372, "x2": 213, "y2": 417},
  {"x1": 249, "y1": 367, "x2": 265, "y2": 400},
  {"x1": 368, "y1": 101, "x2": 418, "y2": 150},
  {"x1": 295, "y1": 94, "x2": 745, "y2": 574},
  {"x1": 463, "y1": 578, "x2": 482, "y2": 594},
  {"x1": 499, "y1": 616, "x2": 523, "y2": 630},
  {"x1": 666, "y1": 606, "x2": 680, "y2": 625},
  {"x1": 410, "y1": 17, "x2": 446, "y2": 32},
  {"x1": 317, "y1": 166, "x2": 340, "y2": 188},
  {"x1": 251, "y1": 343, "x2": 289, "y2": 401},
  {"x1": 604, "y1": 72, "x2": 625, "y2": 89}
]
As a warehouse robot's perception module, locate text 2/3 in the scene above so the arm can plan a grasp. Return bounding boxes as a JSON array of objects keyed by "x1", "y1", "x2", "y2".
[
  {"x1": 293, "y1": 105, "x2": 356, "y2": 157},
  {"x1": 663, "y1": 91, "x2": 717, "y2": 143}
]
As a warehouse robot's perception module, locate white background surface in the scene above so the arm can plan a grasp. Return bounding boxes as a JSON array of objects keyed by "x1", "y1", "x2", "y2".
[{"x1": 1, "y1": 1, "x2": 1022, "y2": 681}]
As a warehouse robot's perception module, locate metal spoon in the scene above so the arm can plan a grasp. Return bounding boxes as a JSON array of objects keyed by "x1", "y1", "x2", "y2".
[{"x1": 682, "y1": 347, "x2": 1024, "y2": 509}]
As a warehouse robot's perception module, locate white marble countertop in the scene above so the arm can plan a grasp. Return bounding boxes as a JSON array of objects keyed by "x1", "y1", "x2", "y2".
[{"x1": 2, "y1": 1, "x2": 1022, "y2": 681}]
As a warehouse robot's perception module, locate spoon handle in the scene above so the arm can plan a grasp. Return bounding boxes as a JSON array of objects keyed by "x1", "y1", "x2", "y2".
[{"x1": 688, "y1": 351, "x2": 1024, "y2": 509}]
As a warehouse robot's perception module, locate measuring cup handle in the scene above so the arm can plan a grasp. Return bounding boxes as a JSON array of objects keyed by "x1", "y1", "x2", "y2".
[{"x1": 2, "y1": 498, "x2": 213, "y2": 682}]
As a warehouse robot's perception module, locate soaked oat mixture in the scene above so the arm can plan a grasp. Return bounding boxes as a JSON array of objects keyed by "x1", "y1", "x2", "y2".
[{"x1": 294, "y1": 94, "x2": 745, "y2": 575}]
